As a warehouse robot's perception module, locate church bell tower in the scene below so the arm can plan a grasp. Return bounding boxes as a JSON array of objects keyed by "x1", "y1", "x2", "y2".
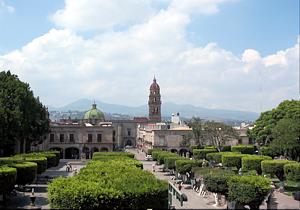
[{"x1": 148, "y1": 76, "x2": 161, "y2": 122}]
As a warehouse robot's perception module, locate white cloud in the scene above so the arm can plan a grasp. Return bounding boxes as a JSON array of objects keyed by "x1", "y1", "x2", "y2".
[
  {"x1": 0, "y1": 0, "x2": 14, "y2": 14},
  {"x1": 0, "y1": 0, "x2": 299, "y2": 113},
  {"x1": 51, "y1": 0, "x2": 156, "y2": 31}
]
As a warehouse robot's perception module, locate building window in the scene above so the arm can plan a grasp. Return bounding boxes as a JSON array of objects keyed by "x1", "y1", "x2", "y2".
[
  {"x1": 60, "y1": 134, "x2": 64, "y2": 142},
  {"x1": 50, "y1": 134, "x2": 54, "y2": 142},
  {"x1": 97, "y1": 134, "x2": 102, "y2": 143},
  {"x1": 113, "y1": 130, "x2": 116, "y2": 136},
  {"x1": 88, "y1": 134, "x2": 93, "y2": 142},
  {"x1": 69, "y1": 134, "x2": 74, "y2": 142},
  {"x1": 127, "y1": 128, "x2": 131, "y2": 136}
]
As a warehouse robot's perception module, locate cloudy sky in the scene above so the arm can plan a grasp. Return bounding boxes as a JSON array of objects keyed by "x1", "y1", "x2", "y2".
[{"x1": 0, "y1": 0, "x2": 299, "y2": 113}]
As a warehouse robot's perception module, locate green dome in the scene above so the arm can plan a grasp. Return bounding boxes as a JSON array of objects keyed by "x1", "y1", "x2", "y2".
[{"x1": 83, "y1": 103, "x2": 105, "y2": 120}]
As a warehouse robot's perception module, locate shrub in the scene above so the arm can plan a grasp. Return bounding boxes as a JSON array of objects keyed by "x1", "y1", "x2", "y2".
[
  {"x1": 175, "y1": 159, "x2": 202, "y2": 174},
  {"x1": 48, "y1": 160, "x2": 168, "y2": 209},
  {"x1": 194, "y1": 167, "x2": 235, "y2": 179},
  {"x1": 7, "y1": 161, "x2": 37, "y2": 185},
  {"x1": 242, "y1": 155, "x2": 272, "y2": 175},
  {"x1": 284, "y1": 163, "x2": 300, "y2": 182},
  {"x1": 203, "y1": 172, "x2": 233, "y2": 197},
  {"x1": 231, "y1": 145, "x2": 255, "y2": 154},
  {"x1": 190, "y1": 145, "x2": 204, "y2": 150},
  {"x1": 206, "y1": 152, "x2": 237, "y2": 164},
  {"x1": 151, "y1": 150, "x2": 163, "y2": 161},
  {"x1": 42, "y1": 152, "x2": 60, "y2": 167},
  {"x1": 0, "y1": 166, "x2": 17, "y2": 196},
  {"x1": 261, "y1": 160, "x2": 296, "y2": 181},
  {"x1": 1, "y1": 155, "x2": 47, "y2": 174},
  {"x1": 93, "y1": 152, "x2": 135, "y2": 159},
  {"x1": 228, "y1": 176, "x2": 271, "y2": 209},
  {"x1": 147, "y1": 148, "x2": 161, "y2": 155},
  {"x1": 164, "y1": 156, "x2": 185, "y2": 170},
  {"x1": 193, "y1": 149, "x2": 216, "y2": 160},
  {"x1": 157, "y1": 152, "x2": 178, "y2": 165},
  {"x1": 222, "y1": 153, "x2": 248, "y2": 169},
  {"x1": 204, "y1": 146, "x2": 216, "y2": 149}
]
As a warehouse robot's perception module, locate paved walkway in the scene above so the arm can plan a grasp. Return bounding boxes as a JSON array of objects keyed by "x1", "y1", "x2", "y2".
[
  {"x1": 3, "y1": 159, "x2": 87, "y2": 209},
  {"x1": 129, "y1": 149, "x2": 300, "y2": 210}
]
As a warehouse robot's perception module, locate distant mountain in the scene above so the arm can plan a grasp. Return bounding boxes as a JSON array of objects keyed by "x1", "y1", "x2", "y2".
[{"x1": 48, "y1": 99, "x2": 259, "y2": 122}]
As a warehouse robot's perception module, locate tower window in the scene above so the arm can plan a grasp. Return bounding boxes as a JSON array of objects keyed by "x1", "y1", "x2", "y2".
[
  {"x1": 97, "y1": 134, "x2": 102, "y2": 142},
  {"x1": 69, "y1": 134, "x2": 74, "y2": 142},
  {"x1": 88, "y1": 134, "x2": 93, "y2": 142},
  {"x1": 60, "y1": 134, "x2": 64, "y2": 142}
]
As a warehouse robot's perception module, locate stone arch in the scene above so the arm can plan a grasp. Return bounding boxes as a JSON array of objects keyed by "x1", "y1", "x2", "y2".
[
  {"x1": 126, "y1": 139, "x2": 132, "y2": 146},
  {"x1": 100, "y1": 147, "x2": 109, "y2": 152},
  {"x1": 179, "y1": 148, "x2": 188, "y2": 157},
  {"x1": 65, "y1": 147, "x2": 79, "y2": 159},
  {"x1": 91, "y1": 147, "x2": 99, "y2": 158},
  {"x1": 50, "y1": 147, "x2": 64, "y2": 159},
  {"x1": 170, "y1": 148, "x2": 178, "y2": 153}
]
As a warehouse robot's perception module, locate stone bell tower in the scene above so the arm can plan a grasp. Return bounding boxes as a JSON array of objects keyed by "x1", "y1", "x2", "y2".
[{"x1": 148, "y1": 76, "x2": 161, "y2": 122}]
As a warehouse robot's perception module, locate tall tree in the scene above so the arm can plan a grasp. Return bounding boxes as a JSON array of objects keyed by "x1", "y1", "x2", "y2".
[
  {"x1": 270, "y1": 118, "x2": 300, "y2": 160},
  {"x1": 202, "y1": 121, "x2": 239, "y2": 151},
  {"x1": 0, "y1": 71, "x2": 50, "y2": 156},
  {"x1": 187, "y1": 117, "x2": 205, "y2": 146},
  {"x1": 249, "y1": 100, "x2": 300, "y2": 146}
]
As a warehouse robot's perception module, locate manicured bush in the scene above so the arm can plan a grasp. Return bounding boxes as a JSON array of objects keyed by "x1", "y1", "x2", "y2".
[
  {"x1": 190, "y1": 145, "x2": 204, "y2": 150},
  {"x1": 204, "y1": 146, "x2": 216, "y2": 149},
  {"x1": 242, "y1": 155, "x2": 272, "y2": 175},
  {"x1": 48, "y1": 160, "x2": 168, "y2": 209},
  {"x1": 151, "y1": 150, "x2": 162, "y2": 161},
  {"x1": 147, "y1": 148, "x2": 161, "y2": 155},
  {"x1": 203, "y1": 171, "x2": 234, "y2": 197},
  {"x1": 42, "y1": 152, "x2": 59, "y2": 167},
  {"x1": 228, "y1": 175, "x2": 271, "y2": 209},
  {"x1": 206, "y1": 152, "x2": 237, "y2": 164},
  {"x1": 175, "y1": 159, "x2": 203, "y2": 174},
  {"x1": 284, "y1": 163, "x2": 300, "y2": 182},
  {"x1": 164, "y1": 156, "x2": 185, "y2": 170},
  {"x1": 157, "y1": 152, "x2": 178, "y2": 165},
  {"x1": 7, "y1": 161, "x2": 37, "y2": 185},
  {"x1": 231, "y1": 145, "x2": 255, "y2": 154},
  {"x1": 93, "y1": 152, "x2": 135, "y2": 159},
  {"x1": 0, "y1": 166, "x2": 17, "y2": 196},
  {"x1": 222, "y1": 153, "x2": 248, "y2": 169},
  {"x1": 193, "y1": 167, "x2": 235, "y2": 178},
  {"x1": 284, "y1": 180, "x2": 300, "y2": 192},
  {"x1": 1, "y1": 155, "x2": 47, "y2": 174},
  {"x1": 261, "y1": 160, "x2": 296, "y2": 181},
  {"x1": 193, "y1": 149, "x2": 216, "y2": 160}
]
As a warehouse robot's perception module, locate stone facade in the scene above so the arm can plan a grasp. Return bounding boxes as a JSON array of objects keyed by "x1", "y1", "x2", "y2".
[{"x1": 148, "y1": 77, "x2": 161, "y2": 122}]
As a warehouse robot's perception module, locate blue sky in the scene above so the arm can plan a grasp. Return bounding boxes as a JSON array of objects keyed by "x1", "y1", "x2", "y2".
[
  {"x1": 1, "y1": 0, "x2": 298, "y2": 55},
  {"x1": 0, "y1": 0, "x2": 299, "y2": 113}
]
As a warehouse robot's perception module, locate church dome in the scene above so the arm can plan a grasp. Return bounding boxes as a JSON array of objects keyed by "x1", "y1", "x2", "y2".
[
  {"x1": 83, "y1": 103, "x2": 105, "y2": 121},
  {"x1": 150, "y1": 77, "x2": 160, "y2": 91}
]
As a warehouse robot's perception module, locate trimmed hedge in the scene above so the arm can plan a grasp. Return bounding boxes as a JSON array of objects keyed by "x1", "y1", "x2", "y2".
[
  {"x1": 93, "y1": 156, "x2": 143, "y2": 169},
  {"x1": 93, "y1": 152, "x2": 135, "y2": 159},
  {"x1": 206, "y1": 152, "x2": 237, "y2": 164},
  {"x1": 228, "y1": 175, "x2": 271, "y2": 209},
  {"x1": 284, "y1": 163, "x2": 300, "y2": 182},
  {"x1": 220, "y1": 146, "x2": 231, "y2": 152},
  {"x1": 147, "y1": 148, "x2": 161, "y2": 155},
  {"x1": 222, "y1": 153, "x2": 248, "y2": 169},
  {"x1": 261, "y1": 160, "x2": 296, "y2": 181},
  {"x1": 258, "y1": 146, "x2": 276, "y2": 158},
  {"x1": 193, "y1": 167, "x2": 235, "y2": 178},
  {"x1": 175, "y1": 159, "x2": 203, "y2": 174},
  {"x1": 164, "y1": 156, "x2": 185, "y2": 170},
  {"x1": 231, "y1": 145, "x2": 255, "y2": 154},
  {"x1": 0, "y1": 166, "x2": 17, "y2": 196},
  {"x1": 193, "y1": 149, "x2": 216, "y2": 160},
  {"x1": 7, "y1": 161, "x2": 37, "y2": 185},
  {"x1": 1, "y1": 155, "x2": 47, "y2": 174},
  {"x1": 48, "y1": 160, "x2": 168, "y2": 209},
  {"x1": 157, "y1": 152, "x2": 178, "y2": 165},
  {"x1": 190, "y1": 145, "x2": 204, "y2": 150},
  {"x1": 242, "y1": 155, "x2": 272, "y2": 175}
]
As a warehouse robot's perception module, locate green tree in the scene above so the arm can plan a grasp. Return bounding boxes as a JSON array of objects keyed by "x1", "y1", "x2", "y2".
[
  {"x1": 202, "y1": 121, "x2": 239, "y2": 151},
  {"x1": 270, "y1": 118, "x2": 300, "y2": 160},
  {"x1": 249, "y1": 100, "x2": 300, "y2": 146},
  {"x1": 180, "y1": 132, "x2": 192, "y2": 147},
  {"x1": 187, "y1": 117, "x2": 204, "y2": 146},
  {"x1": 0, "y1": 71, "x2": 50, "y2": 156}
]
